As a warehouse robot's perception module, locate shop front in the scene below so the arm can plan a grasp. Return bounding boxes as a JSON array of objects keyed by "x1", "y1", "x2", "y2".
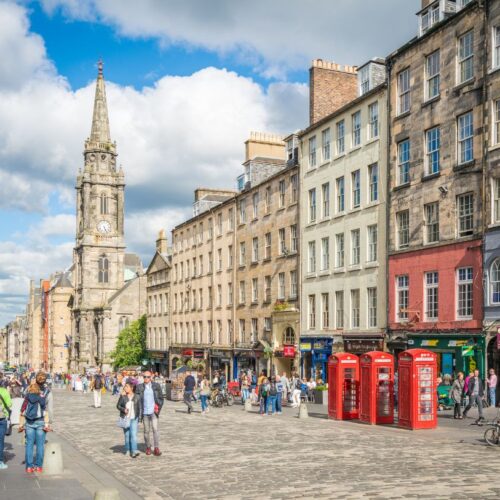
[
  {"x1": 274, "y1": 344, "x2": 298, "y2": 377},
  {"x1": 300, "y1": 338, "x2": 333, "y2": 382},
  {"x1": 343, "y1": 335, "x2": 384, "y2": 355},
  {"x1": 233, "y1": 350, "x2": 257, "y2": 380},
  {"x1": 407, "y1": 333, "x2": 486, "y2": 379},
  {"x1": 148, "y1": 351, "x2": 169, "y2": 376},
  {"x1": 210, "y1": 350, "x2": 233, "y2": 379}
]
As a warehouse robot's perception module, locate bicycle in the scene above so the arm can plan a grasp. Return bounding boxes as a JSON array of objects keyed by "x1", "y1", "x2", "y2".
[{"x1": 476, "y1": 408, "x2": 500, "y2": 446}]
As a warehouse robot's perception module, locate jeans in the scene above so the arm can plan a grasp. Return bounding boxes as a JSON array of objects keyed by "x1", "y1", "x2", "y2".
[
  {"x1": 489, "y1": 387, "x2": 497, "y2": 407},
  {"x1": 266, "y1": 395, "x2": 277, "y2": 414},
  {"x1": 200, "y1": 395, "x2": 208, "y2": 412},
  {"x1": 0, "y1": 419, "x2": 6, "y2": 463},
  {"x1": 464, "y1": 394, "x2": 484, "y2": 418},
  {"x1": 25, "y1": 420, "x2": 45, "y2": 469},
  {"x1": 276, "y1": 392, "x2": 282, "y2": 412},
  {"x1": 143, "y1": 414, "x2": 159, "y2": 449},
  {"x1": 242, "y1": 388, "x2": 249, "y2": 402},
  {"x1": 123, "y1": 417, "x2": 138, "y2": 454},
  {"x1": 184, "y1": 390, "x2": 194, "y2": 412},
  {"x1": 93, "y1": 389, "x2": 102, "y2": 407}
]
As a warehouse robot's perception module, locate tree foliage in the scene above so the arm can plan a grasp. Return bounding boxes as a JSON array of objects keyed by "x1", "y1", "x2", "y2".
[{"x1": 110, "y1": 315, "x2": 147, "y2": 369}]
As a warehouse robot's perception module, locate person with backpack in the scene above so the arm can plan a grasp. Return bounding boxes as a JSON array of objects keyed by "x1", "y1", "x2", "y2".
[
  {"x1": 0, "y1": 379, "x2": 12, "y2": 470},
  {"x1": 259, "y1": 378, "x2": 269, "y2": 415},
  {"x1": 266, "y1": 377, "x2": 278, "y2": 415},
  {"x1": 91, "y1": 368, "x2": 104, "y2": 408},
  {"x1": 18, "y1": 378, "x2": 50, "y2": 474}
]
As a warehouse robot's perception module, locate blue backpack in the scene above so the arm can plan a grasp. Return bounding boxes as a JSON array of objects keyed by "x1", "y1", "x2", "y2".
[{"x1": 24, "y1": 394, "x2": 45, "y2": 421}]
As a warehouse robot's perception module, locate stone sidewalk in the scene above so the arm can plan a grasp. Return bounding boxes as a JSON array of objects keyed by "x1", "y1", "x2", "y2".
[
  {"x1": 0, "y1": 413, "x2": 141, "y2": 500},
  {"x1": 51, "y1": 389, "x2": 500, "y2": 499}
]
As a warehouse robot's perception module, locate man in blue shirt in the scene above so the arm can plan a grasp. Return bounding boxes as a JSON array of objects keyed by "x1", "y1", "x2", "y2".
[{"x1": 136, "y1": 371, "x2": 164, "y2": 456}]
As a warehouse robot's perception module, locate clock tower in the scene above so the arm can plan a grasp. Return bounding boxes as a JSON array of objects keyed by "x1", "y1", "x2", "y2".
[{"x1": 72, "y1": 61, "x2": 126, "y2": 368}]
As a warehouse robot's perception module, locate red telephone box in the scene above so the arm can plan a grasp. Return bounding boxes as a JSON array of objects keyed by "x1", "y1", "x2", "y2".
[
  {"x1": 359, "y1": 351, "x2": 394, "y2": 425},
  {"x1": 328, "y1": 353, "x2": 359, "y2": 420},
  {"x1": 398, "y1": 349, "x2": 437, "y2": 430}
]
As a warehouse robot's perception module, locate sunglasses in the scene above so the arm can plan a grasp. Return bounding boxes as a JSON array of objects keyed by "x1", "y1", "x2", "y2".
[{"x1": 144, "y1": 376, "x2": 151, "y2": 378}]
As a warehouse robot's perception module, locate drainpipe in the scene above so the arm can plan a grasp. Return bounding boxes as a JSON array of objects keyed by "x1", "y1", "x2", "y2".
[{"x1": 386, "y1": 60, "x2": 393, "y2": 352}]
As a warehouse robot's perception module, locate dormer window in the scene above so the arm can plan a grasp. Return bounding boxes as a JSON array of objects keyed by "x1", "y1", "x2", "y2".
[
  {"x1": 359, "y1": 66, "x2": 370, "y2": 95},
  {"x1": 420, "y1": 2, "x2": 440, "y2": 35}
]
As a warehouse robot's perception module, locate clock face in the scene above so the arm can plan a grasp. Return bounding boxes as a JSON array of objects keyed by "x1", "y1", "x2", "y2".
[{"x1": 97, "y1": 220, "x2": 112, "y2": 234}]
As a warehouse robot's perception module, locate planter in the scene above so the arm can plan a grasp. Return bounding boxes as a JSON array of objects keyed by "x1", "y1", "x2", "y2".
[{"x1": 314, "y1": 389, "x2": 328, "y2": 405}]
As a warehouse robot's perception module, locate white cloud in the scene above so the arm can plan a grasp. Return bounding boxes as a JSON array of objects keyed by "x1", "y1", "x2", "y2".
[
  {"x1": 40, "y1": 0, "x2": 420, "y2": 75},
  {"x1": 0, "y1": 3, "x2": 309, "y2": 325}
]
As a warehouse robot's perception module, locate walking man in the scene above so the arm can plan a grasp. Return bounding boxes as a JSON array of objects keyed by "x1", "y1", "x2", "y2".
[
  {"x1": 183, "y1": 371, "x2": 196, "y2": 414},
  {"x1": 487, "y1": 368, "x2": 497, "y2": 408},
  {"x1": 463, "y1": 369, "x2": 485, "y2": 421},
  {"x1": 136, "y1": 371, "x2": 164, "y2": 456},
  {"x1": 91, "y1": 369, "x2": 104, "y2": 408}
]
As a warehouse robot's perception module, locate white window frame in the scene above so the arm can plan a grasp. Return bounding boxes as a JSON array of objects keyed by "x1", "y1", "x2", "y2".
[
  {"x1": 290, "y1": 270, "x2": 297, "y2": 299},
  {"x1": 493, "y1": 26, "x2": 500, "y2": 68},
  {"x1": 425, "y1": 271, "x2": 439, "y2": 321},
  {"x1": 352, "y1": 111, "x2": 361, "y2": 147},
  {"x1": 321, "y1": 237, "x2": 329, "y2": 271},
  {"x1": 322, "y1": 128, "x2": 331, "y2": 161},
  {"x1": 351, "y1": 289, "x2": 360, "y2": 329},
  {"x1": 494, "y1": 178, "x2": 500, "y2": 223},
  {"x1": 367, "y1": 224, "x2": 377, "y2": 262},
  {"x1": 278, "y1": 180, "x2": 286, "y2": 208},
  {"x1": 322, "y1": 182, "x2": 330, "y2": 218},
  {"x1": 352, "y1": 170, "x2": 361, "y2": 209},
  {"x1": 398, "y1": 139, "x2": 410, "y2": 185},
  {"x1": 367, "y1": 287, "x2": 377, "y2": 328},
  {"x1": 398, "y1": 68, "x2": 410, "y2": 115},
  {"x1": 309, "y1": 136, "x2": 317, "y2": 168},
  {"x1": 458, "y1": 193, "x2": 474, "y2": 237},
  {"x1": 456, "y1": 267, "x2": 473, "y2": 319},
  {"x1": 491, "y1": 259, "x2": 500, "y2": 304},
  {"x1": 425, "y1": 126, "x2": 440, "y2": 176},
  {"x1": 336, "y1": 176, "x2": 345, "y2": 212},
  {"x1": 397, "y1": 210, "x2": 410, "y2": 249},
  {"x1": 308, "y1": 295, "x2": 316, "y2": 329},
  {"x1": 308, "y1": 241, "x2": 316, "y2": 274},
  {"x1": 278, "y1": 272, "x2": 285, "y2": 300},
  {"x1": 335, "y1": 233, "x2": 345, "y2": 268},
  {"x1": 458, "y1": 30, "x2": 474, "y2": 84},
  {"x1": 322, "y1": 293, "x2": 330, "y2": 329},
  {"x1": 309, "y1": 188, "x2": 316, "y2": 222},
  {"x1": 396, "y1": 275, "x2": 409, "y2": 322},
  {"x1": 458, "y1": 111, "x2": 473, "y2": 164},
  {"x1": 336, "y1": 120, "x2": 345, "y2": 154},
  {"x1": 351, "y1": 229, "x2": 360, "y2": 266},
  {"x1": 368, "y1": 163, "x2": 378, "y2": 202},
  {"x1": 368, "y1": 102, "x2": 379, "y2": 139},
  {"x1": 425, "y1": 202, "x2": 440, "y2": 244},
  {"x1": 335, "y1": 291, "x2": 344, "y2": 329},
  {"x1": 425, "y1": 50, "x2": 440, "y2": 100}
]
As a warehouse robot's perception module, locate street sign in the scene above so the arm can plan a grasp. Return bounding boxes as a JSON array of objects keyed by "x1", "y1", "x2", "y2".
[{"x1": 461, "y1": 345, "x2": 474, "y2": 357}]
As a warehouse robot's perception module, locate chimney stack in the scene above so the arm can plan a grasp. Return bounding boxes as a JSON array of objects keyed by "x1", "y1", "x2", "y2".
[
  {"x1": 156, "y1": 229, "x2": 168, "y2": 254},
  {"x1": 309, "y1": 59, "x2": 358, "y2": 125}
]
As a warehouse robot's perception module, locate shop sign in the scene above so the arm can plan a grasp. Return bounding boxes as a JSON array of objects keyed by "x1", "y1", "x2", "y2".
[
  {"x1": 283, "y1": 345, "x2": 295, "y2": 358},
  {"x1": 182, "y1": 349, "x2": 193, "y2": 356},
  {"x1": 421, "y1": 339, "x2": 439, "y2": 347},
  {"x1": 462, "y1": 345, "x2": 474, "y2": 357},
  {"x1": 313, "y1": 340, "x2": 327, "y2": 350},
  {"x1": 220, "y1": 357, "x2": 231, "y2": 363},
  {"x1": 150, "y1": 352, "x2": 167, "y2": 359},
  {"x1": 300, "y1": 342, "x2": 312, "y2": 351},
  {"x1": 193, "y1": 350, "x2": 204, "y2": 359},
  {"x1": 344, "y1": 338, "x2": 383, "y2": 353},
  {"x1": 448, "y1": 340, "x2": 469, "y2": 347}
]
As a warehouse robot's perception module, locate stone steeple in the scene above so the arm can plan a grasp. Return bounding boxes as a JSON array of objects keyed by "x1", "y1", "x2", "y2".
[{"x1": 86, "y1": 60, "x2": 113, "y2": 151}]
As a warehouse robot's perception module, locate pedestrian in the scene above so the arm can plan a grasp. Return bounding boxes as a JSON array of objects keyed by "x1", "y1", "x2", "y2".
[
  {"x1": 280, "y1": 372, "x2": 289, "y2": 406},
  {"x1": 463, "y1": 369, "x2": 485, "y2": 421},
  {"x1": 240, "y1": 372, "x2": 250, "y2": 403},
  {"x1": 0, "y1": 379, "x2": 12, "y2": 470},
  {"x1": 36, "y1": 372, "x2": 54, "y2": 426},
  {"x1": 450, "y1": 372, "x2": 465, "y2": 419},
  {"x1": 259, "y1": 378, "x2": 269, "y2": 415},
  {"x1": 200, "y1": 375, "x2": 211, "y2": 415},
  {"x1": 183, "y1": 371, "x2": 196, "y2": 414},
  {"x1": 136, "y1": 371, "x2": 163, "y2": 456},
  {"x1": 18, "y1": 378, "x2": 50, "y2": 474},
  {"x1": 275, "y1": 375, "x2": 283, "y2": 414},
  {"x1": 90, "y1": 368, "x2": 104, "y2": 408},
  {"x1": 116, "y1": 382, "x2": 141, "y2": 458},
  {"x1": 487, "y1": 368, "x2": 497, "y2": 408},
  {"x1": 267, "y1": 377, "x2": 278, "y2": 415}
]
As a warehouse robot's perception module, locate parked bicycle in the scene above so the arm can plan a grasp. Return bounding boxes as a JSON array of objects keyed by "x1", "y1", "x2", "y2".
[{"x1": 210, "y1": 387, "x2": 234, "y2": 407}]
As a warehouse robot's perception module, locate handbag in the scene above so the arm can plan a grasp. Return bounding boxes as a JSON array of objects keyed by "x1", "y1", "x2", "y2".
[
  {"x1": 116, "y1": 416, "x2": 130, "y2": 429},
  {"x1": 0, "y1": 393, "x2": 12, "y2": 436}
]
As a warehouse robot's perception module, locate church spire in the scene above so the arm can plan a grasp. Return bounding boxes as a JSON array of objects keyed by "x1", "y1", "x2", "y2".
[{"x1": 89, "y1": 60, "x2": 111, "y2": 145}]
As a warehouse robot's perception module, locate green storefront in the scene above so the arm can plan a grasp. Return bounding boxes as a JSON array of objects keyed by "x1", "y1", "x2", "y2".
[{"x1": 407, "y1": 334, "x2": 486, "y2": 379}]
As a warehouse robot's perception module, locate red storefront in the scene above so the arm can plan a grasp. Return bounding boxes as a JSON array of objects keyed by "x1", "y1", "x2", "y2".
[{"x1": 388, "y1": 240, "x2": 483, "y2": 375}]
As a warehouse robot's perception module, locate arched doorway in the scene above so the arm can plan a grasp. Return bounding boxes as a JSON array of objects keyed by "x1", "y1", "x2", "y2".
[{"x1": 487, "y1": 337, "x2": 499, "y2": 406}]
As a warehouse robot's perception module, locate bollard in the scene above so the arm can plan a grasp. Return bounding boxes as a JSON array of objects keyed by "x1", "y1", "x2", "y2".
[
  {"x1": 244, "y1": 398, "x2": 252, "y2": 412},
  {"x1": 298, "y1": 402, "x2": 309, "y2": 419},
  {"x1": 94, "y1": 488, "x2": 120, "y2": 500},
  {"x1": 42, "y1": 442, "x2": 64, "y2": 475}
]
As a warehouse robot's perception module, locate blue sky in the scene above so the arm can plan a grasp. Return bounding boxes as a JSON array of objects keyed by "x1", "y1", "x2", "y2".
[{"x1": 0, "y1": 0, "x2": 419, "y2": 326}]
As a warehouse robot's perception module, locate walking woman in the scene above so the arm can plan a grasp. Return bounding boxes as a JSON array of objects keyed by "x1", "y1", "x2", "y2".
[
  {"x1": 450, "y1": 372, "x2": 465, "y2": 419},
  {"x1": 200, "y1": 375, "x2": 211, "y2": 415},
  {"x1": 116, "y1": 382, "x2": 141, "y2": 458}
]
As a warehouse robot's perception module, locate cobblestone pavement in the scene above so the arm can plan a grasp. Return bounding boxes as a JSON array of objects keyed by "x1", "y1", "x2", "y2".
[{"x1": 52, "y1": 389, "x2": 500, "y2": 499}]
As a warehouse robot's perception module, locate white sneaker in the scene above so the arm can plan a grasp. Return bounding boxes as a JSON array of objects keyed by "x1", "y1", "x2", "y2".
[{"x1": 0, "y1": 462, "x2": 8, "y2": 470}]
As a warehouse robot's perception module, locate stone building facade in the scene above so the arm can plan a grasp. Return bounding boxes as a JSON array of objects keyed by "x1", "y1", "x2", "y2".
[
  {"x1": 71, "y1": 63, "x2": 146, "y2": 371},
  {"x1": 169, "y1": 133, "x2": 299, "y2": 379},
  {"x1": 145, "y1": 230, "x2": 171, "y2": 374},
  {"x1": 300, "y1": 61, "x2": 388, "y2": 382},
  {"x1": 387, "y1": 0, "x2": 486, "y2": 376}
]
